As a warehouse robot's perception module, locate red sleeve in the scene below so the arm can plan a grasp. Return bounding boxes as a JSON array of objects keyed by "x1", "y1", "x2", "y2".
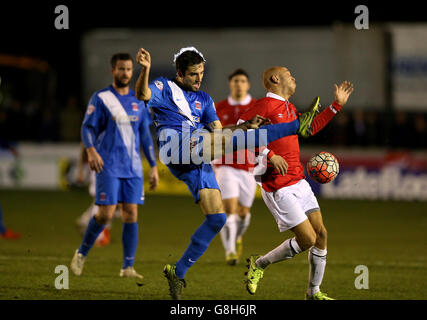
[
  {"x1": 311, "y1": 101, "x2": 343, "y2": 135},
  {"x1": 238, "y1": 99, "x2": 270, "y2": 122},
  {"x1": 267, "y1": 149, "x2": 276, "y2": 159}
]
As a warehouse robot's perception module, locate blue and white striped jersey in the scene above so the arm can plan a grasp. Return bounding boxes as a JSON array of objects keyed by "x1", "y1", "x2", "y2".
[
  {"x1": 81, "y1": 85, "x2": 156, "y2": 178},
  {"x1": 147, "y1": 77, "x2": 219, "y2": 135}
]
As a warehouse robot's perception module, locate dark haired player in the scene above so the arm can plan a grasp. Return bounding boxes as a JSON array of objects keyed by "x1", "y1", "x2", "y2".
[
  {"x1": 212, "y1": 69, "x2": 258, "y2": 265},
  {"x1": 135, "y1": 47, "x2": 320, "y2": 299},
  {"x1": 70, "y1": 53, "x2": 159, "y2": 280}
]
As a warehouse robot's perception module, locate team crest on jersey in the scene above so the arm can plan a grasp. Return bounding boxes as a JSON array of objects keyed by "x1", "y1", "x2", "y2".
[
  {"x1": 278, "y1": 113, "x2": 283, "y2": 118},
  {"x1": 87, "y1": 104, "x2": 95, "y2": 115},
  {"x1": 195, "y1": 101, "x2": 202, "y2": 110},
  {"x1": 154, "y1": 80, "x2": 163, "y2": 91},
  {"x1": 132, "y1": 103, "x2": 139, "y2": 111}
]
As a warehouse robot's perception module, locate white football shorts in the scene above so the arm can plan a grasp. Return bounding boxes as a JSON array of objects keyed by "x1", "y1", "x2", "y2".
[
  {"x1": 214, "y1": 165, "x2": 257, "y2": 208},
  {"x1": 261, "y1": 179, "x2": 320, "y2": 232}
]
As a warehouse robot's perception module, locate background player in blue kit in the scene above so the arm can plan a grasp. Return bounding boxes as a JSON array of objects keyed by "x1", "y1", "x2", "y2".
[
  {"x1": 0, "y1": 140, "x2": 21, "y2": 239},
  {"x1": 70, "y1": 53, "x2": 159, "y2": 279},
  {"x1": 135, "y1": 46, "x2": 319, "y2": 299}
]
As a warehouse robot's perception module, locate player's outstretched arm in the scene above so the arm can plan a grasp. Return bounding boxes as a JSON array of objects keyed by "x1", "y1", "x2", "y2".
[
  {"x1": 135, "y1": 48, "x2": 152, "y2": 101},
  {"x1": 207, "y1": 115, "x2": 269, "y2": 133},
  {"x1": 309, "y1": 81, "x2": 354, "y2": 136}
]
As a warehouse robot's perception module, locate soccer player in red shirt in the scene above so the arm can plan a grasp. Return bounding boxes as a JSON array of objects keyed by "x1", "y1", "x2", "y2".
[
  {"x1": 212, "y1": 69, "x2": 258, "y2": 265},
  {"x1": 241, "y1": 66, "x2": 354, "y2": 300}
]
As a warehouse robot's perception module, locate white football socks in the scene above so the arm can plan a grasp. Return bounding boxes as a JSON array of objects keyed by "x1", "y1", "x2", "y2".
[
  {"x1": 219, "y1": 213, "x2": 239, "y2": 255},
  {"x1": 256, "y1": 237, "x2": 302, "y2": 269},
  {"x1": 307, "y1": 246, "x2": 327, "y2": 296},
  {"x1": 236, "y1": 213, "x2": 251, "y2": 240}
]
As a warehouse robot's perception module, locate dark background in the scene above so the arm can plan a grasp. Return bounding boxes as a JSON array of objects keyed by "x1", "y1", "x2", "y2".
[
  {"x1": 2, "y1": 1, "x2": 425, "y2": 103},
  {"x1": 1, "y1": 1, "x2": 426, "y2": 146}
]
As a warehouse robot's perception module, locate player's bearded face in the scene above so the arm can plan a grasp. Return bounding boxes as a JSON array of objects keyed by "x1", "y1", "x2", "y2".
[
  {"x1": 181, "y1": 63, "x2": 204, "y2": 92},
  {"x1": 112, "y1": 60, "x2": 133, "y2": 88}
]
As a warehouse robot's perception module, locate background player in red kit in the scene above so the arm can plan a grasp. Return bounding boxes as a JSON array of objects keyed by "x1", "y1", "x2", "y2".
[
  {"x1": 213, "y1": 69, "x2": 257, "y2": 265},
  {"x1": 241, "y1": 66, "x2": 354, "y2": 300}
]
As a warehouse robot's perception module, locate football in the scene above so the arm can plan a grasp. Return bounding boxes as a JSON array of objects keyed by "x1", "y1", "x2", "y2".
[{"x1": 307, "y1": 151, "x2": 339, "y2": 184}]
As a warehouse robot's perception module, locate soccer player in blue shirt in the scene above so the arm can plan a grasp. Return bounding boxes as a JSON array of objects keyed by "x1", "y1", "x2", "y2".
[
  {"x1": 70, "y1": 53, "x2": 159, "y2": 279},
  {"x1": 0, "y1": 140, "x2": 21, "y2": 239},
  {"x1": 135, "y1": 46, "x2": 319, "y2": 299}
]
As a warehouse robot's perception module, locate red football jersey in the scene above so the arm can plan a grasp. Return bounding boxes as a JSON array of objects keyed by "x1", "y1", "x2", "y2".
[
  {"x1": 239, "y1": 93, "x2": 304, "y2": 191},
  {"x1": 214, "y1": 95, "x2": 257, "y2": 171},
  {"x1": 239, "y1": 92, "x2": 342, "y2": 192}
]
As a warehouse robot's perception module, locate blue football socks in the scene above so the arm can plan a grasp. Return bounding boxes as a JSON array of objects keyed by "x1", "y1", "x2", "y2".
[
  {"x1": 78, "y1": 216, "x2": 105, "y2": 256},
  {"x1": 122, "y1": 222, "x2": 139, "y2": 269},
  {"x1": 0, "y1": 203, "x2": 6, "y2": 234},
  {"x1": 175, "y1": 213, "x2": 227, "y2": 279}
]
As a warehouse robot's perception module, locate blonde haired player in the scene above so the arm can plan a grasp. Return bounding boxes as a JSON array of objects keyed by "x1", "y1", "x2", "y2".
[{"x1": 241, "y1": 66, "x2": 354, "y2": 300}]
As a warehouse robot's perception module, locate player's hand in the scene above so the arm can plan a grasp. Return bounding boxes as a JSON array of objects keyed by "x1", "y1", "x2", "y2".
[
  {"x1": 334, "y1": 81, "x2": 354, "y2": 106},
  {"x1": 86, "y1": 147, "x2": 104, "y2": 173},
  {"x1": 245, "y1": 115, "x2": 271, "y2": 129},
  {"x1": 149, "y1": 166, "x2": 159, "y2": 191},
  {"x1": 269, "y1": 154, "x2": 288, "y2": 176},
  {"x1": 136, "y1": 48, "x2": 151, "y2": 69}
]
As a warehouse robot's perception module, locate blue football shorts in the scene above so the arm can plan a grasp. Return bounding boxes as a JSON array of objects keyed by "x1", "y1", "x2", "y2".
[
  {"x1": 95, "y1": 172, "x2": 144, "y2": 205},
  {"x1": 167, "y1": 163, "x2": 220, "y2": 203},
  {"x1": 158, "y1": 129, "x2": 220, "y2": 202}
]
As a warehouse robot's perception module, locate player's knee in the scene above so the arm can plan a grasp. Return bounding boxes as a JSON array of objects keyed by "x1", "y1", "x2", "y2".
[
  {"x1": 223, "y1": 199, "x2": 238, "y2": 214},
  {"x1": 307, "y1": 236, "x2": 317, "y2": 250},
  {"x1": 298, "y1": 232, "x2": 317, "y2": 251},
  {"x1": 316, "y1": 226, "x2": 327, "y2": 241},
  {"x1": 122, "y1": 213, "x2": 137, "y2": 223},
  {"x1": 237, "y1": 212, "x2": 246, "y2": 219},
  {"x1": 94, "y1": 214, "x2": 111, "y2": 225},
  {"x1": 237, "y1": 206, "x2": 250, "y2": 218}
]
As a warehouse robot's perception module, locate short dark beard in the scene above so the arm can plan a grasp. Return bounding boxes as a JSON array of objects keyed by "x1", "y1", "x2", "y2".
[
  {"x1": 114, "y1": 78, "x2": 129, "y2": 88},
  {"x1": 175, "y1": 78, "x2": 198, "y2": 92}
]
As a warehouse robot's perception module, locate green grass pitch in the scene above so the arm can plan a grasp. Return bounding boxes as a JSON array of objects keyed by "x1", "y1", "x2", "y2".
[{"x1": 0, "y1": 189, "x2": 426, "y2": 300}]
